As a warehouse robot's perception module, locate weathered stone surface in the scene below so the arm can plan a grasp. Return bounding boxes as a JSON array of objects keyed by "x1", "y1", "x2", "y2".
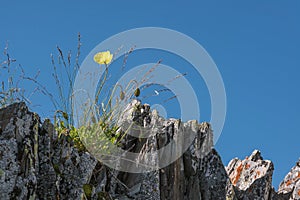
[
  {"x1": 0, "y1": 103, "x2": 101, "y2": 200},
  {"x1": 105, "y1": 100, "x2": 229, "y2": 199},
  {"x1": 225, "y1": 150, "x2": 300, "y2": 200},
  {"x1": 226, "y1": 150, "x2": 274, "y2": 199},
  {"x1": 0, "y1": 102, "x2": 39, "y2": 200},
  {"x1": 269, "y1": 187, "x2": 291, "y2": 200},
  {"x1": 0, "y1": 102, "x2": 300, "y2": 199},
  {"x1": 278, "y1": 159, "x2": 300, "y2": 199}
]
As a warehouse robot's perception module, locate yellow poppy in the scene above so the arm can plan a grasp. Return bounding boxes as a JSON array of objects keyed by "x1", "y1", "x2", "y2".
[{"x1": 93, "y1": 51, "x2": 113, "y2": 65}]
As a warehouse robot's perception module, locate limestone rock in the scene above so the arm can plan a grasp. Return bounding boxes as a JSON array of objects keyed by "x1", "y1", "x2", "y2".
[
  {"x1": 0, "y1": 103, "x2": 101, "y2": 199},
  {"x1": 278, "y1": 159, "x2": 300, "y2": 199},
  {"x1": 0, "y1": 102, "x2": 39, "y2": 200},
  {"x1": 226, "y1": 150, "x2": 274, "y2": 200},
  {"x1": 1, "y1": 102, "x2": 300, "y2": 199}
]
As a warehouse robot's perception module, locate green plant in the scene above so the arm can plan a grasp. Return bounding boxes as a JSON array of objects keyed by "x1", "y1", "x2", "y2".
[
  {"x1": 49, "y1": 38, "x2": 138, "y2": 152},
  {"x1": 54, "y1": 110, "x2": 86, "y2": 152},
  {"x1": 51, "y1": 33, "x2": 82, "y2": 126},
  {"x1": 82, "y1": 184, "x2": 93, "y2": 199},
  {"x1": 29, "y1": 34, "x2": 181, "y2": 156}
]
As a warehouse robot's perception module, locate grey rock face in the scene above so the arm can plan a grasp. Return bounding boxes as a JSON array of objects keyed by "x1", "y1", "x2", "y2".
[
  {"x1": 278, "y1": 160, "x2": 300, "y2": 199},
  {"x1": 226, "y1": 150, "x2": 274, "y2": 200},
  {"x1": 0, "y1": 102, "x2": 300, "y2": 199},
  {"x1": 0, "y1": 102, "x2": 39, "y2": 200},
  {"x1": 225, "y1": 150, "x2": 300, "y2": 200},
  {"x1": 0, "y1": 103, "x2": 99, "y2": 199}
]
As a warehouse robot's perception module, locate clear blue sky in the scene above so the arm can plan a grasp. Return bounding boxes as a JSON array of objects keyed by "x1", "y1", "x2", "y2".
[{"x1": 1, "y1": 1, "x2": 300, "y2": 189}]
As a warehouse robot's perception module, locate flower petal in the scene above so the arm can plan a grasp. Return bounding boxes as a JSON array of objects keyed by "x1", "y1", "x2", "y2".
[{"x1": 94, "y1": 51, "x2": 113, "y2": 65}]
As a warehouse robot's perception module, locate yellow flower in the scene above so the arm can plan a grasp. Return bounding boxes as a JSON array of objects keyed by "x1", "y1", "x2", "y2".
[{"x1": 93, "y1": 51, "x2": 113, "y2": 65}]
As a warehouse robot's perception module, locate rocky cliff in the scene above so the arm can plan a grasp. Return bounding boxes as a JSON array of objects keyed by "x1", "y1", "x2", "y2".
[{"x1": 0, "y1": 102, "x2": 299, "y2": 200}]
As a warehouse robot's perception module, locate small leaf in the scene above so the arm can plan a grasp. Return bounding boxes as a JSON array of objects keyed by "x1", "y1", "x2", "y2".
[
  {"x1": 83, "y1": 184, "x2": 93, "y2": 198},
  {"x1": 120, "y1": 91, "x2": 125, "y2": 100},
  {"x1": 62, "y1": 112, "x2": 69, "y2": 121},
  {"x1": 134, "y1": 88, "x2": 140, "y2": 97},
  {"x1": 60, "y1": 120, "x2": 65, "y2": 128}
]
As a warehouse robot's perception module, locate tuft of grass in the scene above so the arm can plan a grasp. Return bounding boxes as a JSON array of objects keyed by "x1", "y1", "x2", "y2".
[
  {"x1": 51, "y1": 33, "x2": 82, "y2": 127},
  {"x1": 0, "y1": 43, "x2": 39, "y2": 108},
  {"x1": 50, "y1": 39, "x2": 183, "y2": 155},
  {"x1": 48, "y1": 37, "x2": 143, "y2": 153}
]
